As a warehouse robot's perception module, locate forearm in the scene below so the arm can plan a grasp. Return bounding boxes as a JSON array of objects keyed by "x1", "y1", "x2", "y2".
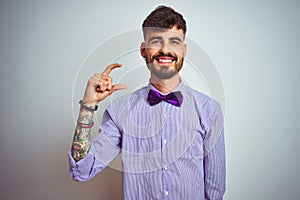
[{"x1": 71, "y1": 103, "x2": 95, "y2": 161}]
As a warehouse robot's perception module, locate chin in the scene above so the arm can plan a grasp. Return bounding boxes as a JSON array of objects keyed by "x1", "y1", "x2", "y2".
[{"x1": 151, "y1": 67, "x2": 179, "y2": 80}]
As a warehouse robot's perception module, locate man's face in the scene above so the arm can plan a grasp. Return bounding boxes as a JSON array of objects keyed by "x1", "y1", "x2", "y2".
[{"x1": 141, "y1": 27, "x2": 186, "y2": 80}]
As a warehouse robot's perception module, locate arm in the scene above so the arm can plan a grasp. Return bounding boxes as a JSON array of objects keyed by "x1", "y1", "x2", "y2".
[
  {"x1": 203, "y1": 101, "x2": 226, "y2": 200},
  {"x1": 71, "y1": 103, "x2": 94, "y2": 161},
  {"x1": 70, "y1": 63, "x2": 126, "y2": 161},
  {"x1": 69, "y1": 106, "x2": 123, "y2": 181}
]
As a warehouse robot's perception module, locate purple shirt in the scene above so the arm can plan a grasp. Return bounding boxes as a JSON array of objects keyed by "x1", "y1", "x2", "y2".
[{"x1": 69, "y1": 82, "x2": 226, "y2": 200}]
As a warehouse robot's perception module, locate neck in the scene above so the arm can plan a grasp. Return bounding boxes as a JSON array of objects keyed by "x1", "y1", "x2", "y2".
[{"x1": 150, "y1": 74, "x2": 180, "y2": 94}]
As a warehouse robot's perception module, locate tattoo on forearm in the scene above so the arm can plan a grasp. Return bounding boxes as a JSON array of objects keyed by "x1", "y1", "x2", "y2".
[{"x1": 71, "y1": 106, "x2": 94, "y2": 161}]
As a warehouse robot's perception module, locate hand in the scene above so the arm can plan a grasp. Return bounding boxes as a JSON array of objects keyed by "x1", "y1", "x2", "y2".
[{"x1": 82, "y1": 63, "x2": 126, "y2": 106}]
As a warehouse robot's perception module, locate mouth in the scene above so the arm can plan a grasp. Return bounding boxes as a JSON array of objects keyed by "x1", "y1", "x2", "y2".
[{"x1": 155, "y1": 56, "x2": 177, "y2": 65}]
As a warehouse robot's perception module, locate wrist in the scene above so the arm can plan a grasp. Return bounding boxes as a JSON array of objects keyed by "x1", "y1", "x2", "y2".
[
  {"x1": 78, "y1": 100, "x2": 96, "y2": 125},
  {"x1": 78, "y1": 108, "x2": 94, "y2": 125},
  {"x1": 79, "y1": 100, "x2": 98, "y2": 112}
]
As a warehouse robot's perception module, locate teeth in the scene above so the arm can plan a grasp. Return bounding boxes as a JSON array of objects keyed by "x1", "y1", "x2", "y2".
[{"x1": 159, "y1": 58, "x2": 172, "y2": 63}]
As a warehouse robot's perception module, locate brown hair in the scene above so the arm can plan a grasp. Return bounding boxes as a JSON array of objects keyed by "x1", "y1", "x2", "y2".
[{"x1": 142, "y1": 6, "x2": 187, "y2": 36}]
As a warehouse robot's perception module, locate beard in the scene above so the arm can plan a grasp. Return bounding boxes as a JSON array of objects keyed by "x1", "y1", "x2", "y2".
[{"x1": 145, "y1": 51, "x2": 184, "y2": 80}]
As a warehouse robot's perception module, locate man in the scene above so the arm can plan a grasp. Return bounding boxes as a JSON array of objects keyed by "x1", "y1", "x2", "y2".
[{"x1": 69, "y1": 5, "x2": 225, "y2": 200}]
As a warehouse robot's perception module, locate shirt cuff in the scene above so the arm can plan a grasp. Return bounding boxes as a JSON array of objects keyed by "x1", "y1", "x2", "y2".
[{"x1": 68, "y1": 150, "x2": 95, "y2": 181}]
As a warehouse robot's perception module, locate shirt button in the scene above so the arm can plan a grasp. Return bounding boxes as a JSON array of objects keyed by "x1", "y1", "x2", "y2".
[
  {"x1": 163, "y1": 139, "x2": 167, "y2": 144},
  {"x1": 165, "y1": 191, "x2": 169, "y2": 196},
  {"x1": 164, "y1": 166, "x2": 168, "y2": 170},
  {"x1": 163, "y1": 114, "x2": 168, "y2": 118}
]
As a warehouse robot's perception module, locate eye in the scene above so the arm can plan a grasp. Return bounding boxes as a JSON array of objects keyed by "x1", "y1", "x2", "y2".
[
  {"x1": 170, "y1": 40, "x2": 180, "y2": 45},
  {"x1": 151, "y1": 39, "x2": 162, "y2": 44}
]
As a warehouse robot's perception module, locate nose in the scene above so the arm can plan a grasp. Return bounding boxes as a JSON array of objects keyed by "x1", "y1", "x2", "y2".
[{"x1": 161, "y1": 42, "x2": 171, "y2": 53}]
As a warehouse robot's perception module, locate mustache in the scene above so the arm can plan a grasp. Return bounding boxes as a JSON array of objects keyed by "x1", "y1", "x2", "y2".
[{"x1": 151, "y1": 51, "x2": 178, "y2": 62}]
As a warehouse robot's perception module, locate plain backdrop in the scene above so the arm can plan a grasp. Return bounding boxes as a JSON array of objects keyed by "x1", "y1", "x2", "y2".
[{"x1": 0, "y1": 0, "x2": 300, "y2": 199}]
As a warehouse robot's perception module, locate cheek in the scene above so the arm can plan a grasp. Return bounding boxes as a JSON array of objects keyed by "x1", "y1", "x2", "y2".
[
  {"x1": 171, "y1": 45, "x2": 185, "y2": 56},
  {"x1": 175, "y1": 50, "x2": 185, "y2": 60},
  {"x1": 145, "y1": 49, "x2": 158, "y2": 58},
  {"x1": 175, "y1": 50, "x2": 185, "y2": 57}
]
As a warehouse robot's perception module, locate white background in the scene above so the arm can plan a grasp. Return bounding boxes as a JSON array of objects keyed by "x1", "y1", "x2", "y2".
[{"x1": 0, "y1": 0, "x2": 299, "y2": 199}]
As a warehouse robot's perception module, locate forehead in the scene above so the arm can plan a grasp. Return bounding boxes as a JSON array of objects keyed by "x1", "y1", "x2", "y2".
[{"x1": 144, "y1": 27, "x2": 185, "y2": 41}]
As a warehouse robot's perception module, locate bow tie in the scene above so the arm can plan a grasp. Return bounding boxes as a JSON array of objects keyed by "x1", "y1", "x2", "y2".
[{"x1": 147, "y1": 89, "x2": 183, "y2": 107}]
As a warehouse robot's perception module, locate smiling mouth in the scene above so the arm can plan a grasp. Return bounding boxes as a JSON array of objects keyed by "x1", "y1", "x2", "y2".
[{"x1": 155, "y1": 56, "x2": 177, "y2": 64}]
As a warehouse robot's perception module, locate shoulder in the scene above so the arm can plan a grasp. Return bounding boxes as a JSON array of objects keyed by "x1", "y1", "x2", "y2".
[
  {"x1": 185, "y1": 86, "x2": 211, "y2": 101},
  {"x1": 184, "y1": 85, "x2": 219, "y2": 108},
  {"x1": 184, "y1": 85, "x2": 223, "y2": 123}
]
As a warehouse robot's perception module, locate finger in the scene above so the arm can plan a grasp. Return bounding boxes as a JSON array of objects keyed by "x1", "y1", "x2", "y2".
[
  {"x1": 96, "y1": 75, "x2": 112, "y2": 89},
  {"x1": 110, "y1": 84, "x2": 127, "y2": 93},
  {"x1": 96, "y1": 82, "x2": 105, "y2": 92},
  {"x1": 102, "y1": 63, "x2": 122, "y2": 76},
  {"x1": 107, "y1": 76, "x2": 112, "y2": 90},
  {"x1": 95, "y1": 78, "x2": 108, "y2": 92}
]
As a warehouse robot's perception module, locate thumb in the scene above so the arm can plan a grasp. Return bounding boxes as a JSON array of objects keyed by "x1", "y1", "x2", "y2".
[{"x1": 111, "y1": 84, "x2": 127, "y2": 93}]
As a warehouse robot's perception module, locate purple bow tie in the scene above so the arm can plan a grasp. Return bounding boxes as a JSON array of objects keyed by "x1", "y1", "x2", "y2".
[{"x1": 147, "y1": 89, "x2": 183, "y2": 107}]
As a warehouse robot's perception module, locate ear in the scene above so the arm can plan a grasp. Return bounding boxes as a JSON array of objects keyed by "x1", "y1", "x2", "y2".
[{"x1": 140, "y1": 42, "x2": 146, "y2": 58}]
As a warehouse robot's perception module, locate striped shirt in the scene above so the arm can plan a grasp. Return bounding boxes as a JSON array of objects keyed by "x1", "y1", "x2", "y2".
[{"x1": 69, "y1": 82, "x2": 226, "y2": 200}]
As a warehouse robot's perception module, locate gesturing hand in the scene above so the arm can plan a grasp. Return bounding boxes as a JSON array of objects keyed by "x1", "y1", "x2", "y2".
[{"x1": 82, "y1": 63, "x2": 126, "y2": 106}]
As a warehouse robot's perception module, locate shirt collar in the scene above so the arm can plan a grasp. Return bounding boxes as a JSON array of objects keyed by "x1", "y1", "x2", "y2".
[{"x1": 146, "y1": 79, "x2": 186, "y2": 96}]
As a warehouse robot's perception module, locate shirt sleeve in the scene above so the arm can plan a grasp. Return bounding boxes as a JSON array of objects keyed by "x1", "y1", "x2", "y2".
[
  {"x1": 69, "y1": 107, "x2": 121, "y2": 181},
  {"x1": 203, "y1": 101, "x2": 226, "y2": 200}
]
